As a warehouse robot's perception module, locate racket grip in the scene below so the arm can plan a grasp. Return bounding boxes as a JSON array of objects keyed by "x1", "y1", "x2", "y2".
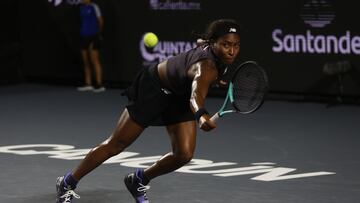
[{"x1": 210, "y1": 112, "x2": 220, "y2": 123}]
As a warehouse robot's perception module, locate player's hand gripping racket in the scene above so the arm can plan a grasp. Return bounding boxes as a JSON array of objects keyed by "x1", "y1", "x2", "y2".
[{"x1": 211, "y1": 61, "x2": 269, "y2": 122}]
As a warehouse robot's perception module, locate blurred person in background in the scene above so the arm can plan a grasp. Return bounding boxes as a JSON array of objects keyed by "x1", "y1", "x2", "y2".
[{"x1": 77, "y1": 0, "x2": 105, "y2": 92}]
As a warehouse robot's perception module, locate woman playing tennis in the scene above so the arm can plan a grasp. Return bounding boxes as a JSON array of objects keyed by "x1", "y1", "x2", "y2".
[{"x1": 56, "y1": 18, "x2": 241, "y2": 203}]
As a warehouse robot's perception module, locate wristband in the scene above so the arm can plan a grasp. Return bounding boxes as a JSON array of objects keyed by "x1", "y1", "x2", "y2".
[{"x1": 194, "y1": 108, "x2": 209, "y2": 122}]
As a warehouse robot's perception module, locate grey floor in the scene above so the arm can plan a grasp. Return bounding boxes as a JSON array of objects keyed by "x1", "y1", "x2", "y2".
[{"x1": 1, "y1": 84, "x2": 360, "y2": 203}]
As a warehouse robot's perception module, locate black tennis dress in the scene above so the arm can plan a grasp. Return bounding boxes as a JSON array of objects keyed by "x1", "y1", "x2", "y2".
[{"x1": 123, "y1": 45, "x2": 227, "y2": 127}]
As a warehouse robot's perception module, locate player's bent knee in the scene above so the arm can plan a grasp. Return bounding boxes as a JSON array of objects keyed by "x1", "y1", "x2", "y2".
[{"x1": 174, "y1": 152, "x2": 193, "y2": 165}]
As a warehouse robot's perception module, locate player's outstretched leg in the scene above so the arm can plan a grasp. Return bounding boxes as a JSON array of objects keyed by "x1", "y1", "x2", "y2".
[{"x1": 124, "y1": 169, "x2": 151, "y2": 203}]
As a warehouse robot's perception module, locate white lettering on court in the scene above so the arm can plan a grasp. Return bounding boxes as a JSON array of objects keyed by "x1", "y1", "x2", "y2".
[{"x1": 0, "y1": 144, "x2": 335, "y2": 181}]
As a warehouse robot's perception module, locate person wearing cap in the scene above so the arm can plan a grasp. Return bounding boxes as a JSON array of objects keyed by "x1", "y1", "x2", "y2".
[{"x1": 56, "y1": 18, "x2": 241, "y2": 203}]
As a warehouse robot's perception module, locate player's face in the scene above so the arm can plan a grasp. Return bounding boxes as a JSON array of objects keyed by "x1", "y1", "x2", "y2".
[{"x1": 212, "y1": 33, "x2": 240, "y2": 65}]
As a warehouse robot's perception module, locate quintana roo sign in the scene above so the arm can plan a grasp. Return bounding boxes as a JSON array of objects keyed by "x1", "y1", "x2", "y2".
[{"x1": 0, "y1": 144, "x2": 335, "y2": 182}]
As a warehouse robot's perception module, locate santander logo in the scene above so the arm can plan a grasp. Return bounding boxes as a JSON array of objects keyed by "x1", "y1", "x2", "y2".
[{"x1": 271, "y1": 0, "x2": 360, "y2": 55}]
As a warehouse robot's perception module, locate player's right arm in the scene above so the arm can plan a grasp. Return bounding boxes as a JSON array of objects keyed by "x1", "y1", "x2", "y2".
[{"x1": 188, "y1": 59, "x2": 218, "y2": 131}]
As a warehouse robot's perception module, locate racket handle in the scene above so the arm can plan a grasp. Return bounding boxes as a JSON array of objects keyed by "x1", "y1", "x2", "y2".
[{"x1": 210, "y1": 112, "x2": 220, "y2": 123}]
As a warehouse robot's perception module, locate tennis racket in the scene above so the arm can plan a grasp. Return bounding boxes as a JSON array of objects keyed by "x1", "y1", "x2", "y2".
[{"x1": 211, "y1": 61, "x2": 269, "y2": 122}]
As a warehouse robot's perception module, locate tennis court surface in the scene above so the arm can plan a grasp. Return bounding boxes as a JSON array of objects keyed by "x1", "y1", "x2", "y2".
[{"x1": 1, "y1": 84, "x2": 359, "y2": 203}]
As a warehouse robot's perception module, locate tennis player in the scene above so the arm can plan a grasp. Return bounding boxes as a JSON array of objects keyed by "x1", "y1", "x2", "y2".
[{"x1": 56, "y1": 18, "x2": 241, "y2": 203}]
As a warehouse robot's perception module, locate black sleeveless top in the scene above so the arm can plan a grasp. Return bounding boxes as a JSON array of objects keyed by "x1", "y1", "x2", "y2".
[{"x1": 165, "y1": 45, "x2": 227, "y2": 95}]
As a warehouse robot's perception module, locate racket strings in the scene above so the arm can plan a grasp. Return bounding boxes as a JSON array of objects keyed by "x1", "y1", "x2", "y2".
[{"x1": 232, "y1": 65, "x2": 267, "y2": 113}]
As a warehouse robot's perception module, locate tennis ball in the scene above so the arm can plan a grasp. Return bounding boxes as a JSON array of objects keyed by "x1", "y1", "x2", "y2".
[{"x1": 143, "y1": 32, "x2": 158, "y2": 48}]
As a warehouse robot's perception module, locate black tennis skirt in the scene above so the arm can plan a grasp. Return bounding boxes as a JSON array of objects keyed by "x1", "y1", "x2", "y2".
[{"x1": 123, "y1": 64, "x2": 195, "y2": 128}]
